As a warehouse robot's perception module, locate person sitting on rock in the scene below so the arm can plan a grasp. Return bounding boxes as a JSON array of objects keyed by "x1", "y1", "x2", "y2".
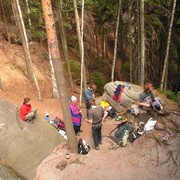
[
  {"x1": 20, "y1": 98, "x2": 37, "y2": 123},
  {"x1": 70, "y1": 96, "x2": 83, "y2": 136},
  {"x1": 138, "y1": 83, "x2": 163, "y2": 113}
]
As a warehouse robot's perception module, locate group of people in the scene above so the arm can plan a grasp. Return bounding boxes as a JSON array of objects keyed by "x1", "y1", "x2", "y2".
[
  {"x1": 19, "y1": 82, "x2": 164, "y2": 151},
  {"x1": 70, "y1": 83, "x2": 106, "y2": 150}
]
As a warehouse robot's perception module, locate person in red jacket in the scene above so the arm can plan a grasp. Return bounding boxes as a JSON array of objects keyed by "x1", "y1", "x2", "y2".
[{"x1": 20, "y1": 98, "x2": 37, "y2": 123}]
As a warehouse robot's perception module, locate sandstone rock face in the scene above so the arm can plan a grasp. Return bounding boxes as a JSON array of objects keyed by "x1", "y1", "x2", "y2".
[
  {"x1": 0, "y1": 163, "x2": 20, "y2": 180},
  {"x1": 102, "y1": 81, "x2": 143, "y2": 112},
  {"x1": 0, "y1": 99, "x2": 64, "y2": 180}
]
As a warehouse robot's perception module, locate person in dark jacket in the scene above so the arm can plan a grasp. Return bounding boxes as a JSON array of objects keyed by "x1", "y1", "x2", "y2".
[
  {"x1": 84, "y1": 83, "x2": 97, "y2": 117},
  {"x1": 20, "y1": 98, "x2": 37, "y2": 123}
]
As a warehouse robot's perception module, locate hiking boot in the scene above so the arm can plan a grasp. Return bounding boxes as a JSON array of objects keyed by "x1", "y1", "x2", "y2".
[
  {"x1": 92, "y1": 146, "x2": 99, "y2": 150},
  {"x1": 79, "y1": 129, "x2": 83, "y2": 133}
]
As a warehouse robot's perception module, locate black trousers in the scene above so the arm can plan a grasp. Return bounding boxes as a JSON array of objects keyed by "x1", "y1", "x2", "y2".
[
  {"x1": 74, "y1": 125, "x2": 80, "y2": 135},
  {"x1": 92, "y1": 126, "x2": 102, "y2": 147}
]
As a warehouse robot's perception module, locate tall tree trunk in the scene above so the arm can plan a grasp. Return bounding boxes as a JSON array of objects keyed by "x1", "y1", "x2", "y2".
[
  {"x1": 25, "y1": 0, "x2": 31, "y2": 28},
  {"x1": 57, "y1": 0, "x2": 74, "y2": 91},
  {"x1": 128, "y1": 0, "x2": 133, "y2": 83},
  {"x1": 73, "y1": 0, "x2": 86, "y2": 106},
  {"x1": 140, "y1": 0, "x2": 145, "y2": 86},
  {"x1": 136, "y1": 0, "x2": 141, "y2": 85},
  {"x1": 41, "y1": 0, "x2": 78, "y2": 153},
  {"x1": 0, "y1": 0, "x2": 11, "y2": 43},
  {"x1": 111, "y1": 0, "x2": 121, "y2": 82},
  {"x1": 160, "y1": 0, "x2": 177, "y2": 89},
  {"x1": 95, "y1": 25, "x2": 99, "y2": 60},
  {"x1": 48, "y1": 46, "x2": 59, "y2": 98},
  {"x1": 12, "y1": 0, "x2": 41, "y2": 101}
]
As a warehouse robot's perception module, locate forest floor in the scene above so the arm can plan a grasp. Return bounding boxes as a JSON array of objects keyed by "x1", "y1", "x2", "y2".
[{"x1": 0, "y1": 31, "x2": 180, "y2": 180}]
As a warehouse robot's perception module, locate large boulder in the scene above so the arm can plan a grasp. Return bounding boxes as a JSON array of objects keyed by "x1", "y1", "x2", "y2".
[
  {"x1": 0, "y1": 163, "x2": 21, "y2": 180},
  {"x1": 0, "y1": 99, "x2": 64, "y2": 180},
  {"x1": 102, "y1": 81, "x2": 143, "y2": 112}
]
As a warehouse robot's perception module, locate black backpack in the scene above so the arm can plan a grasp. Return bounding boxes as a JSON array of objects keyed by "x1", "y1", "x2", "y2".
[
  {"x1": 78, "y1": 138, "x2": 90, "y2": 155},
  {"x1": 108, "y1": 108, "x2": 116, "y2": 118}
]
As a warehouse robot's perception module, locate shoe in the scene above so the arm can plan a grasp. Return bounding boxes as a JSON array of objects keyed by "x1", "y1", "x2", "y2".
[
  {"x1": 92, "y1": 146, "x2": 99, "y2": 150},
  {"x1": 76, "y1": 133, "x2": 80, "y2": 136},
  {"x1": 99, "y1": 141, "x2": 102, "y2": 145},
  {"x1": 28, "y1": 120, "x2": 33, "y2": 124},
  {"x1": 79, "y1": 130, "x2": 83, "y2": 133}
]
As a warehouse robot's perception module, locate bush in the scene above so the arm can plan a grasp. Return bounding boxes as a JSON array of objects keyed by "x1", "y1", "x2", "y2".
[
  {"x1": 90, "y1": 71, "x2": 107, "y2": 95},
  {"x1": 64, "y1": 60, "x2": 81, "y2": 81},
  {"x1": 177, "y1": 92, "x2": 180, "y2": 107},
  {"x1": 158, "y1": 89, "x2": 178, "y2": 102}
]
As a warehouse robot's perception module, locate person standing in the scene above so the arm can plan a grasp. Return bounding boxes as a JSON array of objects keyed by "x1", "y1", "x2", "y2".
[
  {"x1": 19, "y1": 98, "x2": 37, "y2": 123},
  {"x1": 83, "y1": 83, "x2": 97, "y2": 115},
  {"x1": 85, "y1": 98, "x2": 105, "y2": 150},
  {"x1": 70, "y1": 96, "x2": 83, "y2": 135}
]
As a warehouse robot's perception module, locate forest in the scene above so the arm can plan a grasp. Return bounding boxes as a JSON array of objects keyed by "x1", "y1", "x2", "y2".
[{"x1": 0, "y1": 0, "x2": 179, "y2": 97}]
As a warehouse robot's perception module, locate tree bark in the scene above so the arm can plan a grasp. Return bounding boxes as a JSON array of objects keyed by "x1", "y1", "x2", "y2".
[
  {"x1": 160, "y1": 0, "x2": 177, "y2": 89},
  {"x1": 0, "y1": 0, "x2": 11, "y2": 43},
  {"x1": 41, "y1": 0, "x2": 78, "y2": 153},
  {"x1": 73, "y1": 0, "x2": 86, "y2": 107},
  {"x1": 57, "y1": 0, "x2": 74, "y2": 91},
  {"x1": 140, "y1": 0, "x2": 145, "y2": 86},
  {"x1": 12, "y1": 0, "x2": 41, "y2": 101},
  {"x1": 111, "y1": 0, "x2": 121, "y2": 82},
  {"x1": 48, "y1": 46, "x2": 59, "y2": 98},
  {"x1": 25, "y1": 0, "x2": 32, "y2": 28}
]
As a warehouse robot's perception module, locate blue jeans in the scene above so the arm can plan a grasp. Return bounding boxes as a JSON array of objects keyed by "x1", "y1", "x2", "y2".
[{"x1": 152, "y1": 97, "x2": 162, "y2": 110}]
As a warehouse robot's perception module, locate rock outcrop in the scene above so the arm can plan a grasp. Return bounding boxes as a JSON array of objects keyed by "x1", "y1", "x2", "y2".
[
  {"x1": 102, "y1": 81, "x2": 143, "y2": 112},
  {"x1": 0, "y1": 99, "x2": 64, "y2": 180}
]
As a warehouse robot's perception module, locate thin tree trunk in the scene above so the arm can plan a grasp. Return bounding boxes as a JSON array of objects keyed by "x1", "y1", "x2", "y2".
[
  {"x1": 160, "y1": 0, "x2": 176, "y2": 89},
  {"x1": 48, "y1": 46, "x2": 59, "y2": 98},
  {"x1": 57, "y1": 0, "x2": 74, "y2": 91},
  {"x1": 140, "y1": 0, "x2": 145, "y2": 86},
  {"x1": 111, "y1": 0, "x2": 121, "y2": 82},
  {"x1": 12, "y1": 0, "x2": 41, "y2": 101},
  {"x1": 41, "y1": 0, "x2": 78, "y2": 153},
  {"x1": 73, "y1": 0, "x2": 86, "y2": 107},
  {"x1": 0, "y1": 0, "x2": 11, "y2": 43},
  {"x1": 25, "y1": 0, "x2": 31, "y2": 28},
  {"x1": 128, "y1": 0, "x2": 133, "y2": 83},
  {"x1": 137, "y1": 0, "x2": 141, "y2": 85},
  {"x1": 95, "y1": 25, "x2": 99, "y2": 60}
]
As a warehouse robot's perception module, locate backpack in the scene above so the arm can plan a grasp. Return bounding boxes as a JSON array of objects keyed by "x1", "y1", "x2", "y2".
[
  {"x1": 51, "y1": 116, "x2": 65, "y2": 131},
  {"x1": 108, "y1": 107, "x2": 116, "y2": 118},
  {"x1": 78, "y1": 138, "x2": 90, "y2": 155}
]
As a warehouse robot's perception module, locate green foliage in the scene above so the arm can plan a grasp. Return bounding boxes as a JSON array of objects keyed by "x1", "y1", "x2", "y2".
[
  {"x1": 90, "y1": 71, "x2": 107, "y2": 95},
  {"x1": 158, "y1": 89, "x2": 178, "y2": 102},
  {"x1": 64, "y1": 60, "x2": 81, "y2": 80},
  {"x1": 177, "y1": 92, "x2": 180, "y2": 107},
  {"x1": 28, "y1": 0, "x2": 46, "y2": 41}
]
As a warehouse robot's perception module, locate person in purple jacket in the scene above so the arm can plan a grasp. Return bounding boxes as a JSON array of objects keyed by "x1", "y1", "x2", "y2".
[{"x1": 70, "y1": 96, "x2": 83, "y2": 135}]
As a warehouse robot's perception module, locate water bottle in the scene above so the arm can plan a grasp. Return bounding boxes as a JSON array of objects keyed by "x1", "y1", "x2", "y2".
[{"x1": 120, "y1": 130, "x2": 129, "y2": 147}]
